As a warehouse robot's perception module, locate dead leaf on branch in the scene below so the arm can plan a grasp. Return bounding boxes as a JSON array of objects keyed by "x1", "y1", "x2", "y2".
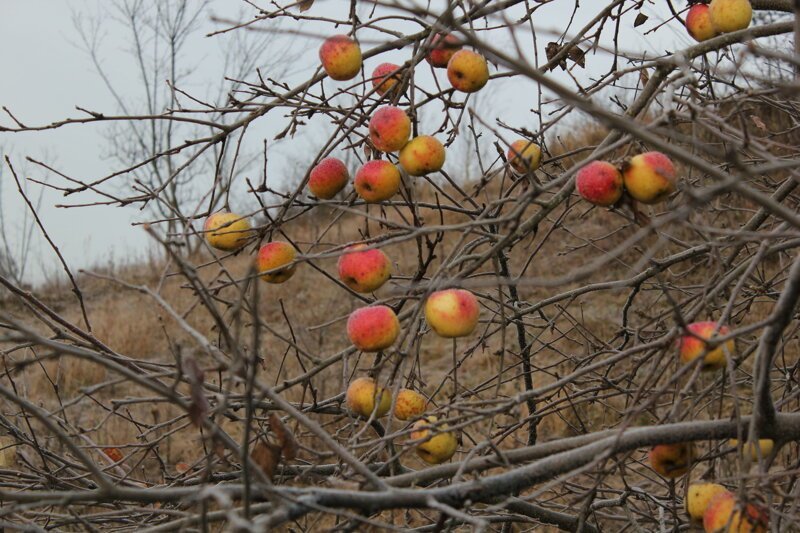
[
  {"x1": 546, "y1": 42, "x2": 586, "y2": 71},
  {"x1": 634, "y1": 13, "x2": 648, "y2": 27},
  {"x1": 269, "y1": 413, "x2": 298, "y2": 461},
  {"x1": 183, "y1": 356, "x2": 209, "y2": 428},
  {"x1": 751, "y1": 115, "x2": 768, "y2": 133},
  {"x1": 298, "y1": 0, "x2": 314, "y2": 12},
  {"x1": 251, "y1": 439, "x2": 282, "y2": 480}
]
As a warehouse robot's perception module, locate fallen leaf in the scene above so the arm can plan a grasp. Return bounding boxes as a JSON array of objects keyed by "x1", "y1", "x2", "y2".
[
  {"x1": 250, "y1": 439, "x2": 281, "y2": 480},
  {"x1": 176, "y1": 462, "x2": 191, "y2": 474}
]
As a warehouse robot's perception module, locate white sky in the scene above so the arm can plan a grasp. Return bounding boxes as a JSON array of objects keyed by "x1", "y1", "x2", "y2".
[{"x1": 0, "y1": 0, "x2": 683, "y2": 284}]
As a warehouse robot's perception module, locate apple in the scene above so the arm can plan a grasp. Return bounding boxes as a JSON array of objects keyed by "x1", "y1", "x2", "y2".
[
  {"x1": 337, "y1": 244, "x2": 392, "y2": 293},
  {"x1": 425, "y1": 289, "x2": 480, "y2": 338},
  {"x1": 369, "y1": 106, "x2": 411, "y2": 153},
  {"x1": 354, "y1": 160, "x2": 402, "y2": 203},
  {"x1": 709, "y1": 0, "x2": 752, "y2": 33},
  {"x1": 649, "y1": 442, "x2": 693, "y2": 478},
  {"x1": 256, "y1": 241, "x2": 298, "y2": 283},
  {"x1": 426, "y1": 33, "x2": 461, "y2": 68},
  {"x1": 678, "y1": 321, "x2": 734, "y2": 371},
  {"x1": 729, "y1": 438, "x2": 775, "y2": 460},
  {"x1": 345, "y1": 377, "x2": 391, "y2": 418},
  {"x1": 622, "y1": 151, "x2": 677, "y2": 204},
  {"x1": 575, "y1": 161, "x2": 624, "y2": 206},
  {"x1": 347, "y1": 305, "x2": 400, "y2": 352},
  {"x1": 686, "y1": 483, "x2": 729, "y2": 521},
  {"x1": 399, "y1": 135, "x2": 446, "y2": 176},
  {"x1": 371, "y1": 63, "x2": 402, "y2": 96},
  {"x1": 319, "y1": 35, "x2": 362, "y2": 81},
  {"x1": 686, "y1": 3, "x2": 719, "y2": 41},
  {"x1": 204, "y1": 212, "x2": 252, "y2": 251},
  {"x1": 703, "y1": 491, "x2": 768, "y2": 532},
  {"x1": 308, "y1": 157, "x2": 349, "y2": 199},
  {"x1": 507, "y1": 139, "x2": 542, "y2": 174},
  {"x1": 394, "y1": 389, "x2": 427, "y2": 421},
  {"x1": 447, "y1": 49, "x2": 489, "y2": 93},
  {"x1": 410, "y1": 416, "x2": 458, "y2": 464}
]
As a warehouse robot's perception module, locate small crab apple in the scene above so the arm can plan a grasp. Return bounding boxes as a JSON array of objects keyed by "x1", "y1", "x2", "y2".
[
  {"x1": 345, "y1": 377, "x2": 391, "y2": 418},
  {"x1": 371, "y1": 63, "x2": 402, "y2": 96},
  {"x1": 622, "y1": 151, "x2": 677, "y2": 204},
  {"x1": 337, "y1": 244, "x2": 392, "y2": 293},
  {"x1": 709, "y1": 0, "x2": 752, "y2": 34},
  {"x1": 369, "y1": 106, "x2": 411, "y2": 153},
  {"x1": 411, "y1": 416, "x2": 458, "y2": 464},
  {"x1": 399, "y1": 135, "x2": 446, "y2": 176},
  {"x1": 347, "y1": 305, "x2": 400, "y2": 352},
  {"x1": 447, "y1": 49, "x2": 489, "y2": 93},
  {"x1": 678, "y1": 321, "x2": 734, "y2": 371},
  {"x1": 426, "y1": 33, "x2": 461, "y2": 68},
  {"x1": 256, "y1": 241, "x2": 298, "y2": 283},
  {"x1": 507, "y1": 139, "x2": 542, "y2": 174},
  {"x1": 729, "y1": 439, "x2": 775, "y2": 461},
  {"x1": 703, "y1": 491, "x2": 768, "y2": 533},
  {"x1": 204, "y1": 212, "x2": 252, "y2": 251},
  {"x1": 308, "y1": 158, "x2": 349, "y2": 199},
  {"x1": 686, "y1": 483, "x2": 729, "y2": 521},
  {"x1": 686, "y1": 3, "x2": 718, "y2": 42},
  {"x1": 425, "y1": 289, "x2": 480, "y2": 338},
  {"x1": 649, "y1": 442, "x2": 693, "y2": 478},
  {"x1": 354, "y1": 160, "x2": 402, "y2": 203},
  {"x1": 394, "y1": 389, "x2": 427, "y2": 421},
  {"x1": 576, "y1": 161, "x2": 624, "y2": 207},
  {"x1": 319, "y1": 35, "x2": 362, "y2": 81}
]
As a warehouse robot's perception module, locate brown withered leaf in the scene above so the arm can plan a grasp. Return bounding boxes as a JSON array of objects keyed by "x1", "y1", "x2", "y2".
[
  {"x1": 545, "y1": 42, "x2": 567, "y2": 71},
  {"x1": 750, "y1": 115, "x2": 768, "y2": 133},
  {"x1": 102, "y1": 447, "x2": 124, "y2": 462},
  {"x1": 183, "y1": 357, "x2": 209, "y2": 428},
  {"x1": 640, "y1": 68, "x2": 650, "y2": 87},
  {"x1": 567, "y1": 46, "x2": 586, "y2": 69},
  {"x1": 634, "y1": 13, "x2": 648, "y2": 27},
  {"x1": 251, "y1": 439, "x2": 282, "y2": 480},
  {"x1": 298, "y1": 0, "x2": 314, "y2": 11},
  {"x1": 269, "y1": 413, "x2": 298, "y2": 460}
]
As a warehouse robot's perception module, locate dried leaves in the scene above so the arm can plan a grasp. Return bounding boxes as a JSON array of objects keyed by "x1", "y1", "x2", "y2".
[
  {"x1": 249, "y1": 414, "x2": 299, "y2": 480},
  {"x1": 183, "y1": 357, "x2": 209, "y2": 428},
  {"x1": 545, "y1": 42, "x2": 586, "y2": 71}
]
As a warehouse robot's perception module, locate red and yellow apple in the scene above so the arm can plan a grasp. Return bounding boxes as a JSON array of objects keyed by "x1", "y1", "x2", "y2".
[
  {"x1": 369, "y1": 106, "x2": 411, "y2": 153},
  {"x1": 576, "y1": 160, "x2": 624, "y2": 206},
  {"x1": 425, "y1": 289, "x2": 480, "y2": 338},
  {"x1": 354, "y1": 160, "x2": 402, "y2": 203},
  {"x1": 308, "y1": 157, "x2": 349, "y2": 199},
  {"x1": 256, "y1": 241, "x2": 298, "y2": 283},
  {"x1": 709, "y1": 0, "x2": 752, "y2": 34},
  {"x1": 622, "y1": 151, "x2": 677, "y2": 204},
  {"x1": 204, "y1": 212, "x2": 252, "y2": 251},
  {"x1": 394, "y1": 389, "x2": 427, "y2": 421},
  {"x1": 686, "y1": 483, "x2": 729, "y2": 521},
  {"x1": 347, "y1": 305, "x2": 400, "y2": 352},
  {"x1": 649, "y1": 442, "x2": 693, "y2": 478},
  {"x1": 399, "y1": 135, "x2": 446, "y2": 176},
  {"x1": 678, "y1": 321, "x2": 734, "y2": 371},
  {"x1": 426, "y1": 33, "x2": 461, "y2": 68},
  {"x1": 507, "y1": 139, "x2": 542, "y2": 174},
  {"x1": 410, "y1": 416, "x2": 458, "y2": 464},
  {"x1": 319, "y1": 35, "x2": 362, "y2": 81},
  {"x1": 337, "y1": 244, "x2": 392, "y2": 293},
  {"x1": 447, "y1": 50, "x2": 489, "y2": 93},
  {"x1": 345, "y1": 377, "x2": 391, "y2": 418},
  {"x1": 703, "y1": 491, "x2": 768, "y2": 532},
  {"x1": 686, "y1": 3, "x2": 719, "y2": 41},
  {"x1": 371, "y1": 63, "x2": 402, "y2": 96}
]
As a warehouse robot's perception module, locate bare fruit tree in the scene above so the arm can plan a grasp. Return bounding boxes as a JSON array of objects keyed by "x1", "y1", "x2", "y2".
[{"x1": 1, "y1": 0, "x2": 800, "y2": 531}]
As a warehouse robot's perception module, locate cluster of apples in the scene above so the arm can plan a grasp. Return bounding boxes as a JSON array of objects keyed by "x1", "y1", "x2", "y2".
[
  {"x1": 202, "y1": 211, "x2": 480, "y2": 463},
  {"x1": 646, "y1": 321, "x2": 774, "y2": 530},
  {"x1": 685, "y1": 0, "x2": 752, "y2": 42},
  {"x1": 575, "y1": 151, "x2": 678, "y2": 207},
  {"x1": 343, "y1": 288, "x2": 480, "y2": 464}
]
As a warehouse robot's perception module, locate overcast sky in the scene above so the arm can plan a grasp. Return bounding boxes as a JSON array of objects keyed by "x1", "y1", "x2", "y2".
[{"x1": 0, "y1": 0, "x2": 684, "y2": 285}]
